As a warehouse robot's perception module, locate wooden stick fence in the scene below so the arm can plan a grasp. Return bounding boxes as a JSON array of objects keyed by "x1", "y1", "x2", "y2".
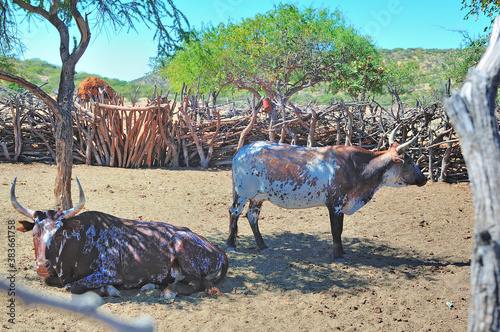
[{"x1": 1, "y1": 85, "x2": 496, "y2": 182}]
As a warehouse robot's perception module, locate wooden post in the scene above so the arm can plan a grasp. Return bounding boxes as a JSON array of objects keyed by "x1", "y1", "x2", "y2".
[
  {"x1": 445, "y1": 16, "x2": 500, "y2": 332},
  {"x1": 307, "y1": 109, "x2": 317, "y2": 148},
  {"x1": 428, "y1": 128, "x2": 434, "y2": 182},
  {"x1": 237, "y1": 99, "x2": 262, "y2": 150},
  {"x1": 438, "y1": 127, "x2": 453, "y2": 182},
  {"x1": 10, "y1": 101, "x2": 21, "y2": 160},
  {"x1": 342, "y1": 101, "x2": 353, "y2": 146}
]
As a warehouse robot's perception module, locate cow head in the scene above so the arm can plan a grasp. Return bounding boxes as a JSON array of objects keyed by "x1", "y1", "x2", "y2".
[
  {"x1": 11, "y1": 177, "x2": 85, "y2": 278},
  {"x1": 383, "y1": 127, "x2": 427, "y2": 187}
]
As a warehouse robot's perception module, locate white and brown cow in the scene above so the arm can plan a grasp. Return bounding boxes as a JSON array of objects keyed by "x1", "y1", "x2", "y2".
[
  {"x1": 12, "y1": 178, "x2": 228, "y2": 299},
  {"x1": 227, "y1": 129, "x2": 427, "y2": 260}
]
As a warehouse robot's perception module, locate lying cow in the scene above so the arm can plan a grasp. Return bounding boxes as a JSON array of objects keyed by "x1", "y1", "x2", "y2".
[
  {"x1": 11, "y1": 177, "x2": 228, "y2": 299},
  {"x1": 227, "y1": 128, "x2": 427, "y2": 259}
]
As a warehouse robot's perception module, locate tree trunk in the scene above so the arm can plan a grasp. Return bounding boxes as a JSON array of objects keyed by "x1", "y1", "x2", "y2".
[
  {"x1": 54, "y1": 64, "x2": 77, "y2": 210},
  {"x1": 444, "y1": 16, "x2": 500, "y2": 331},
  {"x1": 53, "y1": 108, "x2": 74, "y2": 210}
]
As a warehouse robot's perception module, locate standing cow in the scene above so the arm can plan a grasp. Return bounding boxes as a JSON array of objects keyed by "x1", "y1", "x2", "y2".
[
  {"x1": 12, "y1": 177, "x2": 228, "y2": 299},
  {"x1": 227, "y1": 128, "x2": 427, "y2": 259}
]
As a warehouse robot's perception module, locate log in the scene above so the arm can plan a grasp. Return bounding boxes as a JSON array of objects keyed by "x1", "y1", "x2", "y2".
[{"x1": 445, "y1": 16, "x2": 500, "y2": 331}]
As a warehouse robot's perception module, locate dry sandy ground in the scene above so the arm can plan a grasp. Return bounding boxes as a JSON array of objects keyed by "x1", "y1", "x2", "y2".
[{"x1": 0, "y1": 162, "x2": 474, "y2": 331}]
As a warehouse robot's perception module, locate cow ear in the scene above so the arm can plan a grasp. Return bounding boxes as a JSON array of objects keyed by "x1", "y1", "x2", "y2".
[
  {"x1": 63, "y1": 219, "x2": 82, "y2": 233},
  {"x1": 16, "y1": 220, "x2": 35, "y2": 232},
  {"x1": 392, "y1": 156, "x2": 405, "y2": 164}
]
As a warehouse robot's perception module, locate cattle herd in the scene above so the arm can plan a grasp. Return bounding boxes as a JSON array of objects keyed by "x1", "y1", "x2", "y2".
[{"x1": 10, "y1": 126, "x2": 427, "y2": 300}]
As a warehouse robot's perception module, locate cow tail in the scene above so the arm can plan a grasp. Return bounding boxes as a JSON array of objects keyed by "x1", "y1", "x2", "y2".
[{"x1": 212, "y1": 250, "x2": 229, "y2": 284}]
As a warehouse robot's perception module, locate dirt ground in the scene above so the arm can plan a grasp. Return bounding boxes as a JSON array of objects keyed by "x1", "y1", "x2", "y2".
[{"x1": 0, "y1": 162, "x2": 474, "y2": 331}]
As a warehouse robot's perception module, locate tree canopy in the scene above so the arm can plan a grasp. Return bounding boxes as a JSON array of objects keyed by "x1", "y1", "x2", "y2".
[
  {"x1": 444, "y1": 34, "x2": 488, "y2": 85},
  {"x1": 462, "y1": 0, "x2": 498, "y2": 30},
  {"x1": 1, "y1": 1, "x2": 189, "y2": 58},
  {"x1": 160, "y1": 3, "x2": 384, "y2": 103},
  {"x1": 441, "y1": 1, "x2": 494, "y2": 87}
]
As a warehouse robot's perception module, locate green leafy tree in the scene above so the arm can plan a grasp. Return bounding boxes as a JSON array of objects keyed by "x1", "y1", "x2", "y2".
[
  {"x1": 462, "y1": 0, "x2": 498, "y2": 30},
  {"x1": 161, "y1": 3, "x2": 383, "y2": 104},
  {"x1": 331, "y1": 55, "x2": 387, "y2": 101},
  {"x1": 0, "y1": 53, "x2": 16, "y2": 74},
  {"x1": 445, "y1": 1, "x2": 493, "y2": 87},
  {"x1": 444, "y1": 34, "x2": 488, "y2": 86},
  {"x1": 0, "y1": 52, "x2": 24, "y2": 92},
  {"x1": 0, "y1": 1, "x2": 188, "y2": 209},
  {"x1": 383, "y1": 58, "x2": 422, "y2": 96}
]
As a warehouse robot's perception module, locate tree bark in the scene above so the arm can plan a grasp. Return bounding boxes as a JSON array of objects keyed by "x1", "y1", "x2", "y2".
[
  {"x1": 444, "y1": 16, "x2": 500, "y2": 332},
  {"x1": 54, "y1": 65, "x2": 76, "y2": 209}
]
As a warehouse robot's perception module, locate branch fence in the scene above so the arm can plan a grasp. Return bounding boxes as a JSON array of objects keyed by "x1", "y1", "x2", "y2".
[{"x1": 1, "y1": 86, "x2": 497, "y2": 182}]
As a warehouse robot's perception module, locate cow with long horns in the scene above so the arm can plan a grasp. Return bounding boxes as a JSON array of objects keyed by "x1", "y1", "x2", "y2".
[
  {"x1": 227, "y1": 127, "x2": 427, "y2": 260},
  {"x1": 12, "y1": 178, "x2": 228, "y2": 299}
]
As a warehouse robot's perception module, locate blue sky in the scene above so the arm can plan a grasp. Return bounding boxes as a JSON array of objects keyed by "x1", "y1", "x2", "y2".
[{"x1": 19, "y1": 0, "x2": 492, "y2": 81}]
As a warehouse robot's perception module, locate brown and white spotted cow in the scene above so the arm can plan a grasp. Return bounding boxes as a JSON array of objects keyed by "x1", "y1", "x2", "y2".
[
  {"x1": 227, "y1": 128, "x2": 427, "y2": 260},
  {"x1": 12, "y1": 178, "x2": 228, "y2": 299}
]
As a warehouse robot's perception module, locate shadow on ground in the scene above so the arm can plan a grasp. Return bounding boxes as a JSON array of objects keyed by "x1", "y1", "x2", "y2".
[
  {"x1": 99, "y1": 231, "x2": 469, "y2": 306},
  {"x1": 223, "y1": 232, "x2": 469, "y2": 294}
]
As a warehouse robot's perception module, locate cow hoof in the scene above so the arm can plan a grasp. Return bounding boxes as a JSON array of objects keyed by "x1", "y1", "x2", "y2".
[
  {"x1": 161, "y1": 290, "x2": 177, "y2": 300},
  {"x1": 140, "y1": 283, "x2": 158, "y2": 292},
  {"x1": 260, "y1": 248, "x2": 271, "y2": 254},
  {"x1": 226, "y1": 247, "x2": 238, "y2": 252},
  {"x1": 102, "y1": 285, "x2": 121, "y2": 297},
  {"x1": 333, "y1": 255, "x2": 348, "y2": 263}
]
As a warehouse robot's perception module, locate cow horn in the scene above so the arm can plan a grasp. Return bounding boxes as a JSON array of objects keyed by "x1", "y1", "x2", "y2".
[
  {"x1": 388, "y1": 124, "x2": 400, "y2": 146},
  {"x1": 61, "y1": 177, "x2": 85, "y2": 218},
  {"x1": 11, "y1": 177, "x2": 35, "y2": 219},
  {"x1": 389, "y1": 125, "x2": 419, "y2": 153},
  {"x1": 396, "y1": 134, "x2": 420, "y2": 153}
]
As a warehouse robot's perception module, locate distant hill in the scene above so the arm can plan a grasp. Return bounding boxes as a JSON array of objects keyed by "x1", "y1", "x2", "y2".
[
  {"x1": 377, "y1": 47, "x2": 457, "y2": 104},
  {"x1": 5, "y1": 58, "x2": 165, "y2": 101},
  {"x1": 3, "y1": 48, "x2": 456, "y2": 103},
  {"x1": 131, "y1": 75, "x2": 169, "y2": 87},
  {"x1": 288, "y1": 48, "x2": 456, "y2": 105}
]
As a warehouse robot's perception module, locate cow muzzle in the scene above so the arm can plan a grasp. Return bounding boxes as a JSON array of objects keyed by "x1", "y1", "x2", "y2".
[
  {"x1": 35, "y1": 259, "x2": 51, "y2": 278},
  {"x1": 416, "y1": 174, "x2": 427, "y2": 187}
]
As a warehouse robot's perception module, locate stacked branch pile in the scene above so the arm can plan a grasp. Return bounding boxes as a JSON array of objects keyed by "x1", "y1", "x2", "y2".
[
  {"x1": 0, "y1": 87, "x2": 56, "y2": 162},
  {"x1": 1, "y1": 86, "x2": 497, "y2": 182}
]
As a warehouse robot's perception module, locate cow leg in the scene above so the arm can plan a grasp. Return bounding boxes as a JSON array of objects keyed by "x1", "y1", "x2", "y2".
[
  {"x1": 69, "y1": 270, "x2": 123, "y2": 295},
  {"x1": 226, "y1": 212, "x2": 239, "y2": 250},
  {"x1": 161, "y1": 276, "x2": 222, "y2": 300},
  {"x1": 327, "y1": 207, "x2": 345, "y2": 259},
  {"x1": 161, "y1": 278, "x2": 203, "y2": 300},
  {"x1": 44, "y1": 274, "x2": 64, "y2": 287},
  {"x1": 247, "y1": 200, "x2": 268, "y2": 251},
  {"x1": 140, "y1": 283, "x2": 158, "y2": 292},
  {"x1": 100, "y1": 285, "x2": 121, "y2": 297},
  {"x1": 163, "y1": 238, "x2": 224, "y2": 299},
  {"x1": 227, "y1": 195, "x2": 247, "y2": 250}
]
